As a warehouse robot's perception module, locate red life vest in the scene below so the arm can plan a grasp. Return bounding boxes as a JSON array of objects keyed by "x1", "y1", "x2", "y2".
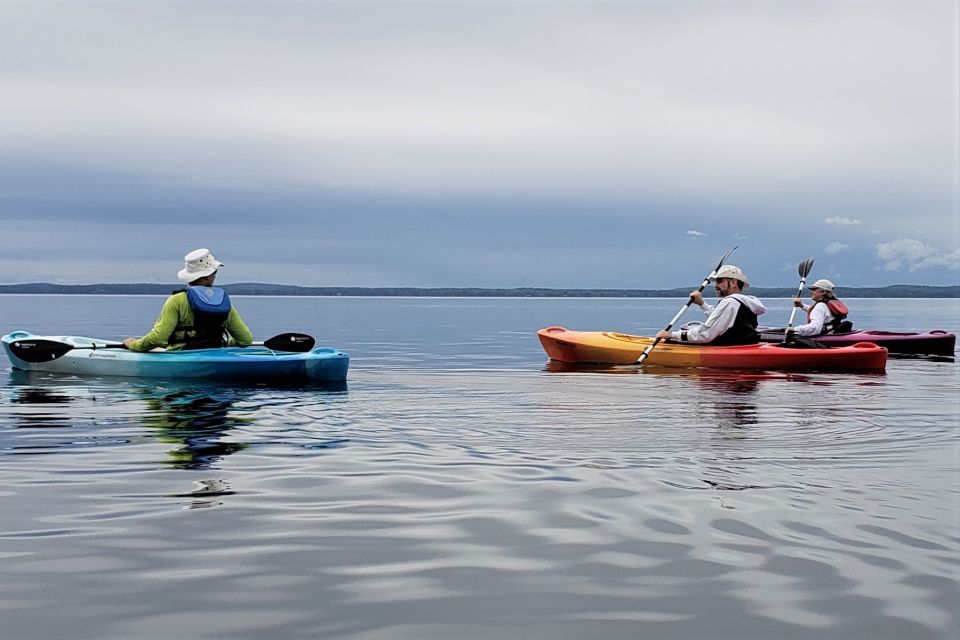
[
  {"x1": 807, "y1": 299, "x2": 849, "y2": 333},
  {"x1": 827, "y1": 299, "x2": 849, "y2": 317}
]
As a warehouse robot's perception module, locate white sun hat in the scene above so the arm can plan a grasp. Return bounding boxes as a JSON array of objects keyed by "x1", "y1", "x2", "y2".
[
  {"x1": 808, "y1": 278, "x2": 835, "y2": 292},
  {"x1": 177, "y1": 248, "x2": 224, "y2": 283},
  {"x1": 710, "y1": 264, "x2": 750, "y2": 286}
]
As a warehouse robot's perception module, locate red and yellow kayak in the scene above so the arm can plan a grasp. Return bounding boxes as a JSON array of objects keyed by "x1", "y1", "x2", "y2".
[{"x1": 538, "y1": 326, "x2": 887, "y2": 372}]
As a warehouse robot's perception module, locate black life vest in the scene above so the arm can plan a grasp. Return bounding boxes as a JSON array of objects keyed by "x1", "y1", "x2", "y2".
[
  {"x1": 709, "y1": 297, "x2": 760, "y2": 346},
  {"x1": 172, "y1": 287, "x2": 232, "y2": 349}
]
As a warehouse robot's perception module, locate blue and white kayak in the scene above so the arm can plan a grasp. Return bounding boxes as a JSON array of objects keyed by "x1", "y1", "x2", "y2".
[{"x1": 2, "y1": 331, "x2": 349, "y2": 383}]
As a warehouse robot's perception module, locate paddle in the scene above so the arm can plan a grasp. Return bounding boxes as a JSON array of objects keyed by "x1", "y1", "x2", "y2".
[
  {"x1": 8, "y1": 332, "x2": 317, "y2": 363},
  {"x1": 636, "y1": 245, "x2": 738, "y2": 365},
  {"x1": 782, "y1": 257, "x2": 815, "y2": 344}
]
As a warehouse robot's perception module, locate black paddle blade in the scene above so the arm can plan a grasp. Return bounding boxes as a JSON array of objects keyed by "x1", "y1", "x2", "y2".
[
  {"x1": 798, "y1": 257, "x2": 815, "y2": 278},
  {"x1": 7, "y1": 338, "x2": 74, "y2": 363},
  {"x1": 263, "y1": 333, "x2": 316, "y2": 352},
  {"x1": 779, "y1": 336, "x2": 827, "y2": 349}
]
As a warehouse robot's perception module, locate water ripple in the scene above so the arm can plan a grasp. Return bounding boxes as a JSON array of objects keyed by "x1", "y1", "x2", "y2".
[{"x1": 1, "y1": 303, "x2": 957, "y2": 638}]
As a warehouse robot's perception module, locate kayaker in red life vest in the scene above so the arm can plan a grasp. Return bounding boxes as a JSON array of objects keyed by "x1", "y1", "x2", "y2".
[
  {"x1": 122, "y1": 249, "x2": 253, "y2": 352},
  {"x1": 656, "y1": 265, "x2": 767, "y2": 345},
  {"x1": 790, "y1": 278, "x2": 851, "y2": 336}
]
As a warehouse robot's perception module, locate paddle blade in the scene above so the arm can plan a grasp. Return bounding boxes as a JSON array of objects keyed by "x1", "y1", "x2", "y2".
[
  {"x1": 798, "y1": 257, "x2": 815, "y2": 278},
  {"x1": 263, "y1": 333, "x2": 316, "y2": 352},
  {"x1": 708, "y1": 245, "x2": 739, "y2": 279},
  {"x1": 7, "y1": 338, "x2": 74, "y2": 363}
]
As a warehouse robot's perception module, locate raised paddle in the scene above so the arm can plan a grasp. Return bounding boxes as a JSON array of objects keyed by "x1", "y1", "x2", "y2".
[
  {"x1": 782, "y1": 257, "x2": 815, "y2": 344},
  {"x1": 636, "y1": 245, "x2": 738, "y2": 365},
  {"x1": 8, "y1": 332, "x2": 317, "y2": 363}
]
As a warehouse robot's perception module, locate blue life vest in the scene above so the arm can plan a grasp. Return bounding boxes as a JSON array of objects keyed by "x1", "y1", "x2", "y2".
[{"x1": 182, "y1": 287, "x2": 232, "y2": 349}]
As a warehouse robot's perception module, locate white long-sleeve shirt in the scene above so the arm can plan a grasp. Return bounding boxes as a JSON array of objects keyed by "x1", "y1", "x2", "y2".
[
  {"x1": 791, "y1": 301, "x2": 835, "y2": 337},
  {"x1": 669, "y1": 294, "x2": 767, "y2": 343}
]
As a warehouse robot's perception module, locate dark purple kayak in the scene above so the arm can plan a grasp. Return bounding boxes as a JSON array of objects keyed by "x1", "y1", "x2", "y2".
[{"x1": 760, "y1": 328, "x2": 956, "y2": 356}]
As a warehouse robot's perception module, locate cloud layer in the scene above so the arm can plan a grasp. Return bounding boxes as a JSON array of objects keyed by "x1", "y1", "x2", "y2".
[
  {"x1": 876, "y1": 239, "x2": 960, "y2": 272},
  {"x1": 0, "y1": 2, "x2": 956, "y2": 287}
]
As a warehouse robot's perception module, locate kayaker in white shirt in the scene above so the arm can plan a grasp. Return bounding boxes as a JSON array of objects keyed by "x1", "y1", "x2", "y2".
[
  {"x1": 791, "y1": 279, "x2": 847, "y2": 336},
  {"x1": 656, "y1": 265, "x2": 767, "y2": 345}
]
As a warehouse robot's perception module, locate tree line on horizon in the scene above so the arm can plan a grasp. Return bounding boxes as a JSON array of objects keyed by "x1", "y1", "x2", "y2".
[{"x1": 0, "y1": 283, "x2": 958, "y2": 298}]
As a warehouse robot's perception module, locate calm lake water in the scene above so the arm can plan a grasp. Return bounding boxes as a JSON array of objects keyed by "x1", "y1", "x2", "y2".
[{"x1": 1, "y1": 295, "x2": 958, "y2": 640}]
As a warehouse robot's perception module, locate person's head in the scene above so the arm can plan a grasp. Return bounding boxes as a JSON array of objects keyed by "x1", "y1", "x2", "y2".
[
  {"x1": 808, "y1": 278, "x2": 835, "y2": 301},
  {"x1": 178, "y1": 248, "x2": 224, "y2": 285},
  {"x1": 711, "y1": 265, "x2": 749, "y2": 296},
  {"x1": 190, "y1": 271, "x2": 217, "y2": 286}
]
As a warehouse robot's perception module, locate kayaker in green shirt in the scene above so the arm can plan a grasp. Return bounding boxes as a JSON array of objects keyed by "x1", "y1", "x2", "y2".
[{"x1": 123, "y1": 248, "x2": 253, "y2": 352}]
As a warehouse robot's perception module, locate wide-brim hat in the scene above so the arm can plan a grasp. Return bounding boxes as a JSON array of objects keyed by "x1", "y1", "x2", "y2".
[
  {"x1": 808, "y1": 278, "x2": 835, "y2": 292},
  {"x1": 710, "y1": 264, "x2": 749, "y2": 286},
  {"x1": 177, "y1": 248, "x2": 224, "y2": 283}
]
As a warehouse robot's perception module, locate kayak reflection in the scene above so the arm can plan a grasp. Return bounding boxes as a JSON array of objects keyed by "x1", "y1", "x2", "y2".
[
  {"x1": 544, "y1": 359, "x2": 815, "y2": 386},
  {"x1": 541, "y1": 361, "x2": 819, "y2": 430},
  {"x1": 7, "y1": 384, "x2": 76, "y2": 430}
]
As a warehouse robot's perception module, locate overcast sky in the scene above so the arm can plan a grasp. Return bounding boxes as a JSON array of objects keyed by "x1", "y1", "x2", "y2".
[{"x1": 1, "y1": 0, "x2": 957, "y2": 288}]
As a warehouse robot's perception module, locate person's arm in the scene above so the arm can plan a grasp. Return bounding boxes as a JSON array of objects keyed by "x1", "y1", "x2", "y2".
[
  {"x1": 126, "y1": 295, "x2": 183, "y2": 352},
  {"x1": 687, "y1": 291, "x2": 716, "y2": 317},
  {"x1": 668, "y1": 298, "x2": 736, "y2": 343},
  {"x1": 791, "y1": 302, "x2": 829, "y2": 337},
  {"x1": 655, "y1": 291, "x2": 714, "y2": 341},
  {"x1": 225, "y1": 307, "x2": 253, "y2": 347}
]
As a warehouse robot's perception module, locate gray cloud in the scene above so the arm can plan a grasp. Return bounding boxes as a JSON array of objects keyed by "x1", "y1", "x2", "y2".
[{"x1": 0, "y1": 2, "x2": 957, "y2": 286}]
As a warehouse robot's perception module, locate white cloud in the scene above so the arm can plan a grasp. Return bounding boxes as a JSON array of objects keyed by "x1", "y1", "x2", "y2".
[
  {"x1": 825, "y1": 242, "x2": 849, "y2": 254},
  {"x1": 686, "y1": 229, "x2": 707, "y2": 237},
  {"x1": 825, "y1": 216, "x2": 861, "y2": 226},
  {"x1": 876, "y1": 239, "x2": 960, "y2": 271}
]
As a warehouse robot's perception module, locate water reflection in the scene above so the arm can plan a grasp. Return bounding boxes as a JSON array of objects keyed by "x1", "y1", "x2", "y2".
[
  {"x1": 541, "y1": 362, "x2": 809, "y2": 495},
  {"x1": 541, "y1": 360, "x2": 638, "y2": 374},
  {"x1": 7, "y1": 385, "x2": 75, "y2": 429},
  {"x1": 136, "y1": 387, "x2": 249, "y2": 471},
  {"x1": 4, "y1": 371, "x2": 347, "y2": 473},
  {"x1": 634, "y1": 367, "x2": 770, "y2": 430}
]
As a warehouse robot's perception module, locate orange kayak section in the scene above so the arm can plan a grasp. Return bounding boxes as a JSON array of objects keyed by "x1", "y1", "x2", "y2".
[{"x1": 538, "y1": 326, "x2": 887, "y2": 372}]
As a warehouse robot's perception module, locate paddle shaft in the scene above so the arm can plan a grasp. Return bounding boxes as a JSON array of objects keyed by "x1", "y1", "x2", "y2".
[
  {"x1": 636, "y1": 246, "x2": 738, "y2": 365},
  {"x1": 784, "y1": 258, "x2": 815, "y2": 333},
  {"x1": 8, "y1": 332, "x2": 316, "y2": 363}
]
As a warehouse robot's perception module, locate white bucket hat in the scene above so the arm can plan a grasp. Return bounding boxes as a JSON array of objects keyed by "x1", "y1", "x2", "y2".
[
  {"x1": 710, "y1": 264, "x2": 750, "y2": 286},
  {"x1": 809, "y1": 278, "x2": 835, "y2": 292},
  {"x1": 177, "y1": 248, "x2": 224, "y2": 283}
]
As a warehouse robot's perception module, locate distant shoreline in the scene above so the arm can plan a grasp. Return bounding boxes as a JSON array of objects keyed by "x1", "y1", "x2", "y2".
[{"x1": 1, "y1": 283, "x2": 957, "y2": 298}]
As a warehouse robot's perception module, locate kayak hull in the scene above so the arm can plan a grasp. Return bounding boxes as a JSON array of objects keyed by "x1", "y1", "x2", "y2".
[
  {"x1": 760, "y1": 328, "x2": 955, "y2": 356},
  {"x1": 538, "y1": 326, "x2": 887, "y2": 372},
  {"x1": 2, "y1": 331, "x2": 349, "y2": 383}
]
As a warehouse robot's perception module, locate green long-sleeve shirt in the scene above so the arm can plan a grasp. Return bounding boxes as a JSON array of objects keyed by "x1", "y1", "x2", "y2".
[{"x1": 128, "y1": 291, "x2": 253, "y2": 352}]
